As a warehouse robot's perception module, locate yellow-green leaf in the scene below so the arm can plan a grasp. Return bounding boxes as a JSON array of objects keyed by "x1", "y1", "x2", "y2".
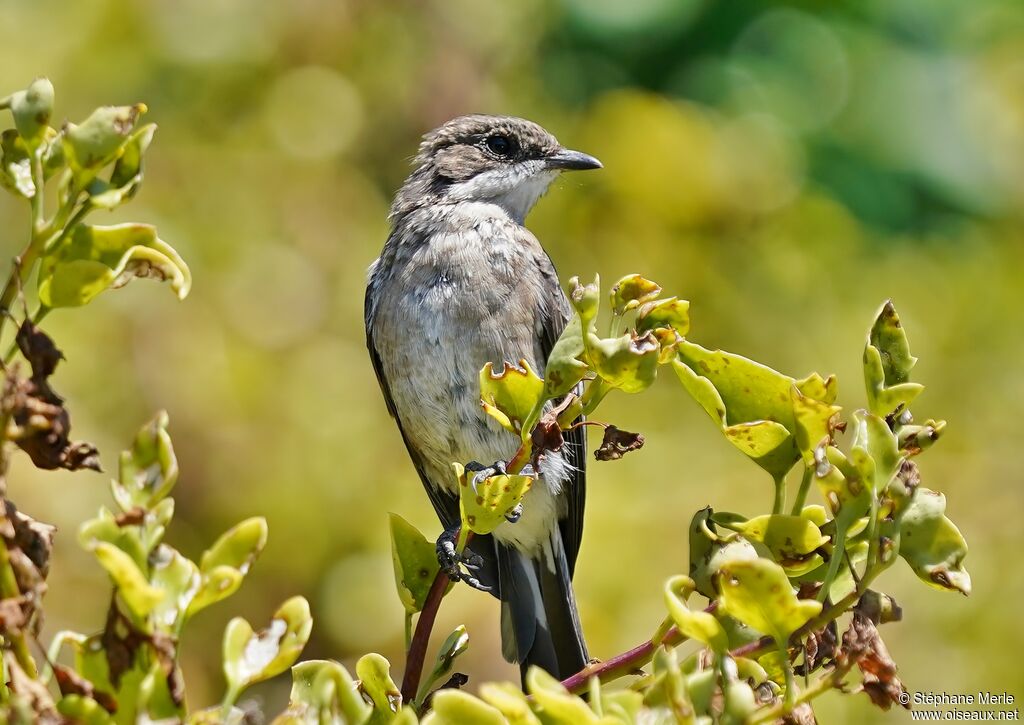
[
  {"x1": 389, "y1": 513, "x2": 442, "y2": 614},
  {"x1": 543, "y1": 315, "x2": 589, "y2": 399},
  {"x1": 731, "y1": 514, "x2": 828, "y2": 563},
  {"x1": 479, "y1": 682, "x2": 542, "y2": 725},
  {"x1": 93, "y1": 542, "x2": 163, "y2": 621},
  {"x1": 63, "y1": 103, "x2": 146, "y2": 182},
  {"x1": 898, "y1": 488, "x2": 970, "y2": 595},
  {"x1": 200, "y1": 517, "x2": 268, "y2": 575},
  {"x1": 223, "y1": 597, "x2": 313, "y2": 697},
  {"x1": 864, "y1": 300, "x2": 924, "y2": 416},
  {"x1": 479, "y1": 360, "x2": 545, "y2": 437},
  {"x1": 9, "y1": 78, "x2": 54, "y2": 149},
  {"x1": 609, "y1": 273, "x2": 661, "y2": 315},
  {"x1": 717, "y1": 558, "x2": 822, "y2": 645},
  {"x1": 112, "y1": 411, "x2": 178, "y2": 512},
  {"x1": 39, "y1": 222, "x2": 190, "y2": 308},
  {"x1": 526, "y1": 667, "x2": 598, "y2": 723},
  {"x1": 356, "y1": 652, "x2": 402, "y2": 719},
  {"x1": 456, "y1": 462, "x2": 534, "y2": 535},
  {"x1": 587, "y1": 331, "x2": 660, "y2": 393},
  {"x1": 278, "y1": 660, "x2": 371, "y2": 725},
  {"x1": 664, "y1": 575, "x2": 727, "y2": 652},
  {"x1": 428, "y1": 690, "x2": 505, "y2": 725},
  {"x1": 416, "y1": 625, "x2": 470, "y2": 704},
  {"x1": 636, "y1": 296, "x2": 690, "y2": 337}
]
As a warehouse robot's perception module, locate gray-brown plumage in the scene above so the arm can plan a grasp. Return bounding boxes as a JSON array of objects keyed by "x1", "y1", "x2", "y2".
[{"x1": 365, "y1": 115, "x2": 601, "y2": 681}]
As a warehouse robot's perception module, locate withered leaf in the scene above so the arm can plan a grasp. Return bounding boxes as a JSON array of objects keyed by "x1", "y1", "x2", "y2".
[
  {"x1": 4, "y1": 322, "x2": 101, "y2": 472},
  {"x1": 783, "y1": 702, "x2": 818, "y2": 725},
  {"x1": 54, "y1": 664, "x2": 118, "y2": 714},
  {"x1": 0, "y1": 597, "x2": 27, "y2": 632},
  {"x1": 840, "y1": 611, "x2": 909, "y2": 710},
  {"x1": 796, "y1": 619, "x2": 837, "y2": 676},
  {"x1": 16, "y1": 319, "x2": 64, "y2": 379},
  {"x1": 6, "y1": 652, "x2": 60, "y2": 722},
  {"x1": 595, "y1": 425, "x2": 644, "y2": 461}
]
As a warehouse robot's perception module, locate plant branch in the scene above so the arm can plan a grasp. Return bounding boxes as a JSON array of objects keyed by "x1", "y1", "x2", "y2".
[
  {"x1": 791, "y1": 465, "x2": 813, "y2": 515},
  {"x1": 401, "y1": 542, "x2": 460, "y2": 706}
]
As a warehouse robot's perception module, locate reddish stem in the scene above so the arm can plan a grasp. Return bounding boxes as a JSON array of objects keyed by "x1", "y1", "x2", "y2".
[
  {"x1": 561, "y1": 626, "x2": 685, "y2": 693},
  {"x1": 401, "y1": 567, "x2": 450, "y2": 704}
]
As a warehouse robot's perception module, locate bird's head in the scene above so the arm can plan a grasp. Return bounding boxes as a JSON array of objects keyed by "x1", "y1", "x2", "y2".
[{"x1": 393, "y1": 115, "x2": 601, "y2": 223}]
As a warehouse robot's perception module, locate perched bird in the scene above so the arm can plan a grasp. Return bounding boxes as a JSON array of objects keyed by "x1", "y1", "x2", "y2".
[{"x1": 365, "y1": 115, "x2": 602, "y2": 681}]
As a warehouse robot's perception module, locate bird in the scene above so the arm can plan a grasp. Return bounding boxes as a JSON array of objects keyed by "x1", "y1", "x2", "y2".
[{"x1": 364, "y1": 114, "x2": 602, "y2": 682}]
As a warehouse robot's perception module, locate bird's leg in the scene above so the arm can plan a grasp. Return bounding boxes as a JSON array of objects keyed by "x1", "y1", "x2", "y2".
[{"x1": 436, "y1": 526, "x2": 490, "y2": 592}]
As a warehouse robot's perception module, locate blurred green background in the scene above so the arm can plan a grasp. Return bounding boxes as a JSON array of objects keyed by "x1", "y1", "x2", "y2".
[{"x1": 2, "y1": 0, "x2": 1022, "y2": 720}]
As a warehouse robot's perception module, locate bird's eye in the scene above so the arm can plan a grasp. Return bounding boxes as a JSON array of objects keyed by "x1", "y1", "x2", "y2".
[{"x1": 486, "y1": 135, "x2": 513, "y2": 157}]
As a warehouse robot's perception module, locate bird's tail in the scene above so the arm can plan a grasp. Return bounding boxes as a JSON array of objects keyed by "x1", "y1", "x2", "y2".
[{"x1": 497, "y1": 532, "x2": 588, "y2": 683}]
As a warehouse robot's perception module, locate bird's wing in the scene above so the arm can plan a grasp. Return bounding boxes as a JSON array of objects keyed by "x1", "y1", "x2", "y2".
[
  {"x1": 365, "y1": 263, "x2": 461, "y2": 530},
  {"x1": 536, "y1": 259, "x2": 587, "y2": 578}
]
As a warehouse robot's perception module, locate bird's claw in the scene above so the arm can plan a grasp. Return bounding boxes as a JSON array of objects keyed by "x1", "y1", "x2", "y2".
[
  {"x1": 436, "y1": 527, "x2": 490, "y2": 592},
  {"x1": 465, "y1": 459, "x2": 508, "y2": 494},
  {"x1": 505, "y1": 503, "x2": 523, "y2": 523}
]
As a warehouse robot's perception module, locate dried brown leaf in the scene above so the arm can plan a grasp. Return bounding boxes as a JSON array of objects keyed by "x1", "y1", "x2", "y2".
[{"x1": 595, "y1": 425, "x2": 644, "y2": 461}]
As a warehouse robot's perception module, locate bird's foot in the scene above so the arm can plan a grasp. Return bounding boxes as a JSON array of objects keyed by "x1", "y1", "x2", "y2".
[
  {"x1": 504, "y1": 503, "x2": 524, "y2": 523},
  {"x1": 436, "y1": 526, "x2": 490, "y2": 592},
  {"x1": 464, "y1": 459, "x2": 507, "y2": 493}
]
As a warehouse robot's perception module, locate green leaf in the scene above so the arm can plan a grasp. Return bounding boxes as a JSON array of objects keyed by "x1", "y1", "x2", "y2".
[
  {"x1": 813, "y1": 444, "x2": 871, "y2": 517},
  {"x1": 586, "y1": 330, "x2": 660, "y2": 394},
  {"x1": 112, "y1": 411, "x2": 178, "y2": 512},
  {"x1": 183, "y1": 518, "x2": 268, "y2": 619},
  {"x1": 722, "y1": 679, "x2": 756, "y2": 725},
  {"x1": 1, "y1": 129, "x2": 34, "y2": 197},
  {"x1": 688, "y1": 508, "x2": 759, "y2": 599},
  {"x1": 479, "y1": 682, "x2": 542, "y2": 725},
  {"x1": 39, "y1": 222, "x2": 191, "y2": 308},
  {"x1": 567, "y1": 275, "x2": 600, "y2": 329},
  {"x1": 717, "y1": 558, "x2": 822, "y2": 645},
  {"x1": 864, "y1": 300, "x2": 924, "y2": 417},
  {"x1": 664, "y1": 575, "x2": 727, "y2": 652},
  {"x1": 138, "y1": 659, "x2": 185, "y2": 721},
  {"x1": 729, "y1": 514, "x2": 828, "y2": 565},
  {"x1": 187, "y1": 566, "x2": 244, "y2": 618},
  {"x1": 223, "y1": 596, "x2": 313, "y2": 700},
  {"x1": 455, "y1": 462, "x2": 535, "y2": 535},
  {"x1": 87, "y1": 123, "x2": 157, "y2": 208},
  {"x1": 93, "y1": 542, "x2": 163, "y2": 622},
  {"x1": 149, "y1": 544, "x2": 200, "y2": 633},
  {"x1": 63, "y1": 103, "x2": 146, "y2": 185},
  {"x1": 428, "y1": 690, "x2": 505, "y2": 725},
  {"x1": 389, "y1": 513, "x2": 442, "y2": 614},
  {"x1": 355, "y1": 652, "x2": 402, "y2": 720},
  {"x1": 416, "y1": 625, "x2": 470, "y2": 705},
  {"x1": 850, "y1": 410, "x2": 901, "y2": 494},
  {"x1": 636, "y1": 296, "x2": 690, "y2": 337},
  {"x1": 479, "y1": 360, "x2": 545, "y2": 437},
  {"x1": 609, "y1": 274, "x2": 661, "y2": 315},
  {"x1": 78, "y1": 507, "x2": 148, "y2": 569},
  {"x1": 544, "y1": 315, "x2": 589, "y2": 399},
  {"x1": 277, "y1": 660, "x2": 371, "y2": 725},
  {"x1": 526, "y1": 667, "x2": 598, "y2": 723},
  {"x1": 56, "y1": 695, "x2": 115, "y2": 725},
  {"x1": 10, "y1": 78, "x2": 54, "y2": 149},
  {"x1": 898, "y1": 488, "x2": 971, "y2": 595},
  {"x1": 200, "y1": 517, "x2": 268, "y2": 575},
  {"x1": 898, "y1": 419, "x2": 947, "y2": 455},
  {"x1": 673, "y1": 340, "x2": 836, "y2": 480},
  {"x1": 792, "y1": 387, "x2": 842, "y2": 464}
]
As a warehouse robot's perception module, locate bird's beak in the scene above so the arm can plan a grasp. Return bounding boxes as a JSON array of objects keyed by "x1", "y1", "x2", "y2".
[{"x1": 546, "y1": 148, "x2": 603, "y2": 171}]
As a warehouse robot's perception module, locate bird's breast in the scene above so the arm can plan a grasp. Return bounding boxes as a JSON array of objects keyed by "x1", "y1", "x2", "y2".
[{"x1": 373, "y1": 206, "x2": 546, "y2": 489}]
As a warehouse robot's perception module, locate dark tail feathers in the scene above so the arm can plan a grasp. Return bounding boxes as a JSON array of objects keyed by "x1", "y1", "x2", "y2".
[{"x1": 497, "y1": 532, "x2": 588, "y2": 683}]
